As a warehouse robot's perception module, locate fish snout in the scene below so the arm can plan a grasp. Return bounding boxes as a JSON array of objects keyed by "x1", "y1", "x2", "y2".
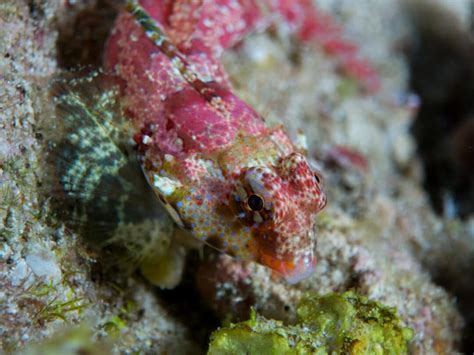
[{"x1": 259, "y1": 245, "x2": 317, "y2": 284}]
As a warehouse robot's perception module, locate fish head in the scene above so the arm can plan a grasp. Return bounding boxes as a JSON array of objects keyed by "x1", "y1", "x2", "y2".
[
  {"x1": 149, "y1": 147, "x2": 326, "y2": 283},
  {"x1": 231, "y1": 152, "x2": 326, "y2": 283}
]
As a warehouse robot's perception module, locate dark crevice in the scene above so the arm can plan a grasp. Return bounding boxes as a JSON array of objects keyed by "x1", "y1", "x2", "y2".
[
  {"x1": 406, "y1": 3, "x2": 474, "y2": 220},
  {"x1": 431, "y1": 265, "x2": 474, "y2": 354},
  {"x1": 27, "y1": 0, "x2": 46, "y2": 22},
  {"x1": 157, "y1": 252, "x2": 220, "y2": 353},
  {"x1": 405, "y1": 3, "x2": 474, "y2": 353},
  {"x1": 56, "y1": 0, "x2": 118, "y2": 68}
]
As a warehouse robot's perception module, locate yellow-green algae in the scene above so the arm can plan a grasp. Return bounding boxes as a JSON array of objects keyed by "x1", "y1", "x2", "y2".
[{"x1": 208, "y1": 291, "x2": 413, "y2": 355}]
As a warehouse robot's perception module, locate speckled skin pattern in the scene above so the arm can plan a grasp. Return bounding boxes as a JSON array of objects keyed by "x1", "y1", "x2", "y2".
[{"x1": 103, "y1": 0, "x2": 377, "y2": 282}]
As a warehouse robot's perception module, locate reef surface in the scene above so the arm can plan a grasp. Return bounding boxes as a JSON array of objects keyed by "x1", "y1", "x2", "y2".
[{"x1": 1, "y1": 0, "x2": 473, "y2": 354}]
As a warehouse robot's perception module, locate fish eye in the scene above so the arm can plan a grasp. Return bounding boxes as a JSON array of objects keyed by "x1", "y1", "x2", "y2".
[
  {"x1": 314, "y1": 172, "x2": 323, "y2": 185},
  {"x1": 247, "y1": 194, "x2": 264, "y2": 211}
]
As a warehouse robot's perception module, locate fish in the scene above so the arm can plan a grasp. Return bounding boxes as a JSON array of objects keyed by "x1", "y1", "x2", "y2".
[{"x1": 100, "y1": 0, "x2": 333, "y2": 283}]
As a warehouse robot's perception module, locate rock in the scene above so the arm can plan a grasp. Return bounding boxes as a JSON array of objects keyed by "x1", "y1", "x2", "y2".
[{"x1": 25, "y1": 248, "x2": 62, "y2": 284}]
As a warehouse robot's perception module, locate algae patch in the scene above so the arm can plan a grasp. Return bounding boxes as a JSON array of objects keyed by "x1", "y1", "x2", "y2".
[{"x1": 208, "y1": 291, "x2": 413, "y2": 354}]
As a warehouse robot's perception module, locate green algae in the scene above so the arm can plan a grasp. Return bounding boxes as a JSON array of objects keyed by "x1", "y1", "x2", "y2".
[
  {"x1": 208, "y1": 291, "x2": 413, "y2": 355},
  {"x1": 33, "y1": 296, "x2": 87, "y2": 323}
]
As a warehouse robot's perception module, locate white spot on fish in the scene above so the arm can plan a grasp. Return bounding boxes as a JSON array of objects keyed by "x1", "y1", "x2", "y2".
[
  {"x1": 153, "y1": 174, "x2": 181, "y2": 196},
  {"x1": 142, "y1": 135, "x2": 152, "y2": 144}
]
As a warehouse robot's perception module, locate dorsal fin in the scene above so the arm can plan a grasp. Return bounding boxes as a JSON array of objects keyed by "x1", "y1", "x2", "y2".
[{"x1": 125, "y1": 1, "x2": 223, "y2": 104}]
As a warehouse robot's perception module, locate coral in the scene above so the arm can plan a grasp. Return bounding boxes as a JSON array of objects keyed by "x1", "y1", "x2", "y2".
[{"x1": 208, "y1": 291, "x2": 413, "y2": 354}]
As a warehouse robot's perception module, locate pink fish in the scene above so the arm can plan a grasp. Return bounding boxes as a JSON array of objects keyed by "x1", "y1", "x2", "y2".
[{"x1": 103, "y1": 0, "x2": 375, "y2": 282}]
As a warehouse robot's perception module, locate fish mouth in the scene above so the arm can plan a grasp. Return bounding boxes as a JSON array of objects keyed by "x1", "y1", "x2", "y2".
[
  {"x1": 259, "y1": 251, "x2": 317, "y2": 284},
  {"x1": 253, "y1": 227, "x2": 318, "y2": 283}
]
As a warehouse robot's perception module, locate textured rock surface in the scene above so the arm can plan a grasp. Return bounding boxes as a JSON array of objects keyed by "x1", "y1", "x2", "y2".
[
  {"x1": 0, "y1": 0, "x2": 471, "y2": 354},
  {"x1": 0, "y1": 1, "x2": 195, "y2": 353}
]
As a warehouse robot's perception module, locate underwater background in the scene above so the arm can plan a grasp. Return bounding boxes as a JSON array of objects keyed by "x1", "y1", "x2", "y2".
[{"x1": 1, "y1": 0, "x2": 473, "y2": 353}]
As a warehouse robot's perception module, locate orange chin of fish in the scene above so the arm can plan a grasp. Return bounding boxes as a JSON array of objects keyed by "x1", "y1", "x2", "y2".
[{"x1": 259, "y1": 252, "x2": 317, "y2": 284}]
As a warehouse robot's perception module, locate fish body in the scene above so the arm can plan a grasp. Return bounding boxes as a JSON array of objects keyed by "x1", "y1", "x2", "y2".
[{"x1": 103, "y1": 0, "x2": 375, "y2": 282}]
